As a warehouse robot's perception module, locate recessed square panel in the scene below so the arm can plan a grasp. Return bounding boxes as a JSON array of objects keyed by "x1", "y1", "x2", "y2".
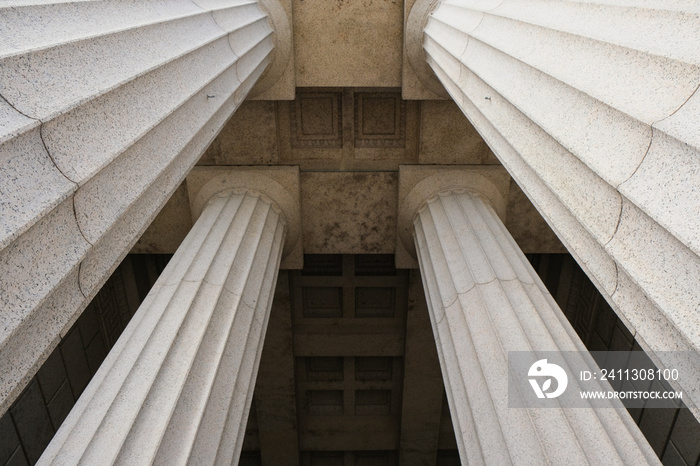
[
  {"x1": 306, "y1": 390, "x2": 344, "y2": 415},
  {"x1": 306, "y1": 357, "x2": 344, "y2": 382},
  {"x1": 355, "y1": 287, "x2": 395, "y2": 318},
  {"x1": 354, "y1": 92, "x2": 405, "y2": 148},
  {"x1": 362, "y1": 98, "x2": 396, "y2": 135},
  {"x1": 301, "y1": 97, "x2": 334, "y2": 135},
  {"x1": 355, "y1": 390, "x2": 391, "y2": 415},
  {"x1": 355, "y1": 451, "x2": 396, "y2": 466},
  {"x1": 303, "y1": 287, "x2": 343, "y2": 318},
  {"x1": 355, "y1": 254, "x2": 396, "y2": 276},
  {"x1": 239, "y1": 451, "x2": 262, "y2": 466},
  {"x1": 292, "y1": 91, "x2": 343, "y2": 148},
  {"x1": 302, "y1": 254, "x2": 343, "y2": 276},
  {"x1": 308, "y1": 451, "x2": 344, "y2": 466},
  {"x1": 355, "y1": 357, "x2": 393, "y2": 381}
]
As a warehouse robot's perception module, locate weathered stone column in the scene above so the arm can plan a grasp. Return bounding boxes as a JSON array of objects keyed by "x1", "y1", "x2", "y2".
[
  {"x1": 399, "y1": 169, "x2": 658, "y2": 465},
  {"x1": 0, "y1": 0, "x2": 293, "y2": 414},
  {"x1": 37, "y1": 170, "x2": 300, "y2": 465},
  {"x1": 405, "y1": 0, "x2": 700, "y2": 418}
]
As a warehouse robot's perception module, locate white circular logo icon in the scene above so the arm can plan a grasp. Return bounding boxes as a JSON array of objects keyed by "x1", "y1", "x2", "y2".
[{"x1": 528, "y1": 359, "x2": 568, "y2": 399}]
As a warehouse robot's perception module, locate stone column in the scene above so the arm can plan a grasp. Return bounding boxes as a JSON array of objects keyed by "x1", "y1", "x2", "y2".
[
  {"x1": 405, "y1": 0, "x2": 700, "y2": 418},
  {"x1": 0, "y1": 0, "x2": 292, "y2": 414},
  {"x1": 37, "y1": 170, "x2": 300, "y2": 465},
  {"x1": 400, "y1": 171, "x2": 658, "y2": 464}
]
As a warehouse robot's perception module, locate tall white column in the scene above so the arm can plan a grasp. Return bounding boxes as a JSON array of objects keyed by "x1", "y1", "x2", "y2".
[
  {"x1": 406, "y1": 0, "x2": 700, "y2": 418},
  {"x1": 38, "y1": 179, "x2": 293, "y2": 464},
  {"x1": 0, "y1": 0, "x2": 292, "y2": 414},
  {"x1": 412, "y1": 189, "x2": 658, "y2": 465}
]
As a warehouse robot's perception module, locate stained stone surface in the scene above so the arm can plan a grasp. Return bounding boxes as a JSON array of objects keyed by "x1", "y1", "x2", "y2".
[
  {"x1": 418, "y1": 100, "x2": 497, "y2": 165},
  {"x1": 198, "y1": 101, "x2": 279, "y2": 166},
  {"x1": 292, "y1": 0, "x2": 403, "y2": 87},
  {"x1": 301, "y1": 172, "x2": 398, "y2": 254}
]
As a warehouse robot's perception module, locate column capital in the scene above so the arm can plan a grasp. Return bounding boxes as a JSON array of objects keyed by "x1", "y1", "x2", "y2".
[
  {"x1": 187, "y1": 166, "x2": 302, "y2": 269},
  {"x1": 404, "y1": 0, "x2": 446, "y2": 98},
  {"x1": 249, "y1": 0, "x2": 295, "y2": 99},
  {"x1": 396, "y1": 165, "x2": 510, "y2": 268}
]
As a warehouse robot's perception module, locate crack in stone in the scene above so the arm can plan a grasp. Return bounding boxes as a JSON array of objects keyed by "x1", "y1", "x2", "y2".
[
  {"x1": 604, "y1": 81, "x2": 694, "y2": 285},
  {"x1": 0, "y1": 91, "x2": 31, "y2": 121},
  {"x1": 485, "y1": 0, "x2": 506, "y2": 13},
  {"x1": 37, "y1": 126, "x2": 94, "y2": 253},
  {"x1": 2, "y1": 93, "x2": 94, "y2": 301},
  {"x1": 76, "y1": 261, "x2": 88, "y2": 298},
  {"x1": 1, "y1": 92, "x2": 77, "y2": 185},
  {"x1": 434, "y1": 276, "x2": 537, "y2": 311},
  {"x1": 605, "y1": 191, "x2": 624, "y2": 247},
  {"x1": 619, "y1": 124, "x2": 654, "y2": 189},
  {"x1": 442, "y1": 294, "x2": 458, "y2": 308},
  {"x1": 617, "y1": 81, "x2": 698, "y2": 190},
  {"x1": 609, "y1": 119, "x2": 655, "y2": 247},
  {"x1": 435, "y1": 310, "x2": 446, "y2": 326},
  {"x1": 664, "y1": 81, "x2": 700, "y2": 120},
  {"x1": 188, "y1": 0, "x2": 210, "y2": 14},
  {"x1": 70, "y1": 190, "x2": 93, "y2": 247},
  {"x1": 38, "y1": 123, "x2": 78, "y2": 185},
  {"x1": 457, "y1": 275, "x2": 528, "y2": 295},
  {"x1": 2, "y1": 92, "x2": 92, "y2": 251}
]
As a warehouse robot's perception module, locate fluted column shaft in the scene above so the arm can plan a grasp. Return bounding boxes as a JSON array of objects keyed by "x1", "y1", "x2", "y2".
[
  {"x1": 38, "y1": 189, "x2": 285, "y2": 465},
  {"x1": 413, "y1": 190, "x2": 658, "y2": 465},
  {"x1": 0, "y1": 0, "x2": 288, "y2": 414},
  {"x1": 414, "y1": 0, "x2": 700, "y2": 417}
]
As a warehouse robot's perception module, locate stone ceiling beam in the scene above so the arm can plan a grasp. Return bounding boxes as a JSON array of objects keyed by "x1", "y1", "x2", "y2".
[
  {"x1": 255, "y1": 273, "x2": 301, "y2": 466},
  {"x1": 398, "y1": 273, "x2": 443, "y2": 465}
]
